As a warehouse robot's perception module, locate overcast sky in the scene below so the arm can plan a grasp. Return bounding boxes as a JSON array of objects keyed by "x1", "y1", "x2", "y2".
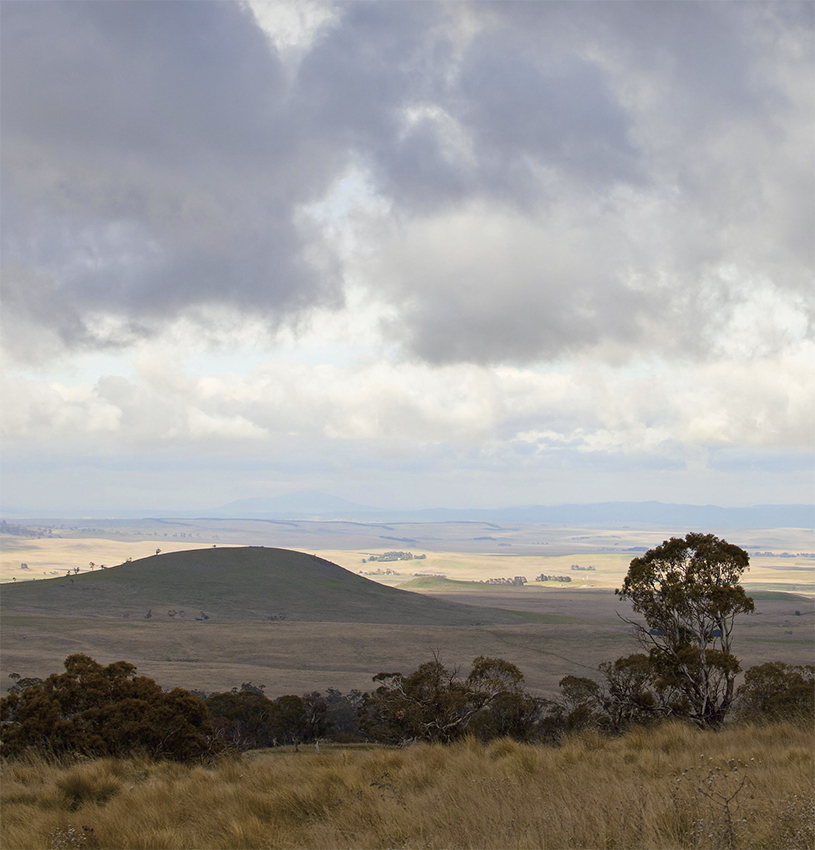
[{"x1": 1, "y1": 0, "x2": 813, "y2": 514}]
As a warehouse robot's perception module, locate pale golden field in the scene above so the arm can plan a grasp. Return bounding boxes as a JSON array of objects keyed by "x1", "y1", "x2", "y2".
[
  {"x1": 318, "y1": 548, "x2": 629, "y2": 587},
  {"x1": 1, "y1": 721, "x2": 812, "y2": 850},
  {"x1": 321, "y1": 547, "x2": 815, "y2": 595},
  {"x1": 3, "y1": 536, "x2": 813, "y2": 595},
  {"x1": 2, "y1": 537, "x2": 625, "y2": 585},
  {"x1": 0, "y1": 538, "x2": 241, "y2": 584}
]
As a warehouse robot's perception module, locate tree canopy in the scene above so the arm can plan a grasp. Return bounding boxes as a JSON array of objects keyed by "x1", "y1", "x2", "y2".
[
  {"x1": 617, "y1": 533, "x2": 754, "y2": 727},
  {"x1": 361, "y1": 655, "x2": 541, "y2": 744},
  {"x1": 0, "y1": 654, "x2": 222, "y2": 761}
]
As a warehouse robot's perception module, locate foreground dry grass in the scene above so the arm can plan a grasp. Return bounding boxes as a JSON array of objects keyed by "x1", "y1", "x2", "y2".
[{"x1": 1, "y1": 721, "x2": 812, "y2": 850}]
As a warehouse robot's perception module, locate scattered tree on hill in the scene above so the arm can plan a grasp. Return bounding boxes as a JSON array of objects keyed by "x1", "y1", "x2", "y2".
[
  {"x1": 363, "y1": 659, "x2": 473, "y2": 744},
  {"x1": 301, "y1": 692, "x2": 332, "y2": 742},
  {"x1": 265, "y1": 695, "x2": 310, "y2": 745},
  {"x1": 7, "y1": 673, "x2": 44, "y2": 694},
  {"x1": 617, "y1": 533, "x2": 754, "y2": 727},
  {"x1": 461, "y1": 656, "x2": 542, "y2": 741},
  {"x1": 232, "y1": 681, "x2": 265, "y2": 695},
  {"x1": 0, "y1": 654, "x2": 223, "y2": 762}
]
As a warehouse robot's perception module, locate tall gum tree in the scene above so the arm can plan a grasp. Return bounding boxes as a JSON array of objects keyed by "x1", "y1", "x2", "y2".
[{"x1": 616, "y1": 533, "x2": 754, "y2": 728}]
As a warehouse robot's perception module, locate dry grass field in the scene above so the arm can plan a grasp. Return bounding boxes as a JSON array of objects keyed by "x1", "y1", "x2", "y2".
[
  {"x1": 3, "y1": 537, "x2": 813, "y2": 595},
  {"x1": 1, "y1": 721, "x2": 812, "y2": 850},
  {"x1": 2, "y1": 590, "x2": 811, "y2": 700}
]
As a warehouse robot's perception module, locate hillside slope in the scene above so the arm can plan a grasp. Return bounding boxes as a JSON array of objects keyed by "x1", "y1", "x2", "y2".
[{"x1": 0, "y1": 547, "x2": 522, "y2": 625}]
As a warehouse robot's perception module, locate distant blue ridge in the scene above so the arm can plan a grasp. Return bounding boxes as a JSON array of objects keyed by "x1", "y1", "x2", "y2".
[
  {"x1": 7, "y1": 496, "x2": 811, "y2": 529},
  {"x1": 193, "y1": 498, "x2": 813, "y2": 528}
]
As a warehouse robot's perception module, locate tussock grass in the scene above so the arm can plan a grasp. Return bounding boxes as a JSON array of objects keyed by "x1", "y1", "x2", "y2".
[{"x1": 2, "y1": 721, "x2": 812, "y2": 849}]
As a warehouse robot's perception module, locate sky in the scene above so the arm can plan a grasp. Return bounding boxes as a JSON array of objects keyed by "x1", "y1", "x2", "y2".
[{"x1": 1, "y1": 0, "x2": 813, "y2": 515}]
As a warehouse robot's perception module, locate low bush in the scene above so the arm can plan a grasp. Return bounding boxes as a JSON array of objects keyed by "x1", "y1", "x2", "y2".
[{"x1": 736, "y1": 662, "x2": 814, "y2": 722}]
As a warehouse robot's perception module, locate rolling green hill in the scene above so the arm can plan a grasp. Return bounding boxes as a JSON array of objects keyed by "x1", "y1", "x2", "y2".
[{"x1": 0, "y1": 547, "x2": 524, "y2": 626}]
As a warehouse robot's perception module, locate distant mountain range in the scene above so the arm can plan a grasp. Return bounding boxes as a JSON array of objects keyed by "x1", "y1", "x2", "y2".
[
  {"x1": 172, "y1": 491, "x2": 813, "y2": 529},
  {"x1": 205, "y1": 491, "x2": 370, "y2": 517},
  {"x1": 4, "y1": 489, "x2": 812, "y2": 528}
]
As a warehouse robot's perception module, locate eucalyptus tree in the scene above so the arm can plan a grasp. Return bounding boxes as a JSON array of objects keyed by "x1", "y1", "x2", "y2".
[{"x1": 616, "y1": 533, "x2": 754, "y2": 727}]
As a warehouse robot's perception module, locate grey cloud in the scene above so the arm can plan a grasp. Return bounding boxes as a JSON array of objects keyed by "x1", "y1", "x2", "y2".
[
  {"x1": 454, "y1": 39, "x2": 641, "y2": 190},
  {"x1": 360, "y1": 3, "x2": 813, "y2": 364},
  {"x1": 0, "y1": 266, "x2": 151, "y2": 364},
  {"x1": 2, "y1": 0, "x2": 811, "y2": 366},
  {"x1": 295, "y1": 2, "x2": 468, "y2": 210},
  {"x1": 291, "y1": 1, "x2": 813, "y2": 364},
  {"x1": 296, "y1": 1, "x2": 642, "y2": 209},
  {"x1": 375, "y1": 214, "x2": 649, "y2": 365},
  {"x1": 2, "y1": 0, "x2": 344, "y2": 356}
]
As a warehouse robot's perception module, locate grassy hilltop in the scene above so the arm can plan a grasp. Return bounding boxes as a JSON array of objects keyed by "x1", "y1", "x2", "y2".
[{"x1": 0, "y1": 546, "x2": 525, "y2": 626}]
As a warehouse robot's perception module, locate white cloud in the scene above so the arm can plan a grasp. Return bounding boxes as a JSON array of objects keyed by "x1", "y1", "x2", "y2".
[
  {"x1": 184, "y1": 409, "x2": 268, "y2": 441},
  {"x1": 4, "y1": 338, "x2": 812, "y2": 459},
  {"x1": 246, "y1": 0, "x2": 341, "y2": 70}
]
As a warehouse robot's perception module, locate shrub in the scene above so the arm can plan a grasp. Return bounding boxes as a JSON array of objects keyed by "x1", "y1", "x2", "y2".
[{"x1": 736, "y1": 662, "x2": 814, "y2": 721}]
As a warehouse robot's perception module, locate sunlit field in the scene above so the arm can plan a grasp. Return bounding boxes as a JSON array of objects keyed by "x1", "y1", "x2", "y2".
[
  {"x1": 3, "y1": 535, "x2": 813, "y2": 594},
  {"x1": 0, "y1": 537, "x2": 241, "y2": 584},
  {"x1": 2, "y1": 721, "x2": 812, "y2": 850}
]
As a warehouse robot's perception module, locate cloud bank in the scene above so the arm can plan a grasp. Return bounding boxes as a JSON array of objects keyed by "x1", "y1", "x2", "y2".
[{"x1": 3, "y1": 1, "x2": 811, "y2": 364}]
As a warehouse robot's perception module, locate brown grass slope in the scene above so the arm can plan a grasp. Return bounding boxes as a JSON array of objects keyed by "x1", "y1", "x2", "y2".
[
  {"x1": 2, "y1": 721, "x2": 812, "y2": 850},
  {"x1": 0, "y1": 546, "x2": 526, "y2": 625}
]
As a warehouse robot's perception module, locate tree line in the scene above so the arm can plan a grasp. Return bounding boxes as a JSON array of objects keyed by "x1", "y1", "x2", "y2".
[{"x1": 2, "y1": 534, "x2": 812, "y2": 762}]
